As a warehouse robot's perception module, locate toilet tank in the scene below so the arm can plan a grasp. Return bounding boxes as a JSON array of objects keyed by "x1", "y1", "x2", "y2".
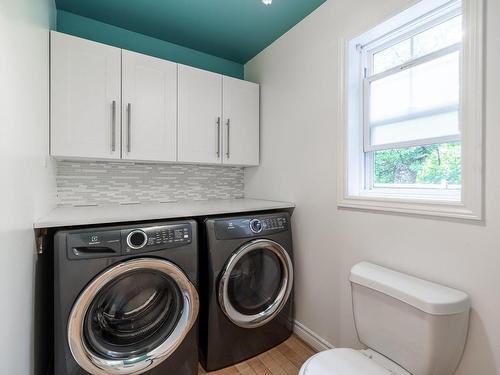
[{"x1": 350, "y1": 262, "x2": 470, "y2": 375}]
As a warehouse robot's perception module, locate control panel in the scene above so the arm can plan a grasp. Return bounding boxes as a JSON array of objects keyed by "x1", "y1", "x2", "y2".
[
  {"x1": 122, "y1": 223, "x2": 192, "y2": 254},
  {"x1": 215, "y1": 214, "x2": 289, "y2": 240},
  {"x1": 66, "y1": 222, "x2": 193, "y2": 259}
]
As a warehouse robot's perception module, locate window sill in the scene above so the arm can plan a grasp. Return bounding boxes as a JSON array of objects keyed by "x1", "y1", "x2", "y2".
[
  {"x1": 338, "y1": 193, "x2": 481, "y2": 221},
  {"x1": 360, "y1": 187, "x2": 461, "y2": 201}
]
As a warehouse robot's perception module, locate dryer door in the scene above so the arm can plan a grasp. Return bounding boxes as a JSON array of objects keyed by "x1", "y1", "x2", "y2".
[
  {"x1": 67, "y1": 258, "x2": 199, "y2": 375},
  {"x1": 218, "y1": 239, "x2": 293, "y2": 328}
]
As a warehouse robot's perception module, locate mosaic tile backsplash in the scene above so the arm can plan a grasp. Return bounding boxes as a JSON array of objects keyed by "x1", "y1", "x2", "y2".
[{"x1": 56, "y1": 161, "x2": 244, "y2": 207}]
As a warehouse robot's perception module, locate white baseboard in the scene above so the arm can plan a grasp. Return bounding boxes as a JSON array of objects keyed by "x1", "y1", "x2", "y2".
[{"x1": 293, "y1": 320, "x2": 334, "y2": 352}]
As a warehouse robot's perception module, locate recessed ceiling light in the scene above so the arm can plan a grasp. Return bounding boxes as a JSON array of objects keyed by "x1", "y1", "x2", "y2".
[{"x1": 262, "y1": 0, "x2": 272, "y2": 5}]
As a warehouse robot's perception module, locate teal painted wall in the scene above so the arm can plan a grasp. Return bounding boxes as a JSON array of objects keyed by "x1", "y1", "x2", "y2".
[{"x1": 56, "y1": 10, "x2": 243, "y2": 79}]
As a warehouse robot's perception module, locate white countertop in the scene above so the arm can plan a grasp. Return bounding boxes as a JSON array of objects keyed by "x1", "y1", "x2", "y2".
[{"x1": 34, "y1": 198, "x2": 295, "y2": 229}]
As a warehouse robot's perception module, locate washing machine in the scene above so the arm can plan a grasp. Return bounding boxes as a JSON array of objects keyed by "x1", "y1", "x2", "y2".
[
  {"x1": 199, "y1": 211, "x2": 294, "y2": 371},
  {"x1": 53, "y1": 220, "x2": 199, "y2": 375}
]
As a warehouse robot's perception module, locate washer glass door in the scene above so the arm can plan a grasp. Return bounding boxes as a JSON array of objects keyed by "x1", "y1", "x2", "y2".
[
  {"x1": 84, "y1": 269, "x2": 182, "y2": 359},
  {"x1": 68, "y1": 258, "x2": 199, "y2": 375},
  {"x1": 218, "y1": 239, "x2": 293, "y2": 328}
]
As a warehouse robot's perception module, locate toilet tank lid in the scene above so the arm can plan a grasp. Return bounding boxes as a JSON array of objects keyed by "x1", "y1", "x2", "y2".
[{"x1": 350, "y1": 262, "x2": 470, "y2": 315}]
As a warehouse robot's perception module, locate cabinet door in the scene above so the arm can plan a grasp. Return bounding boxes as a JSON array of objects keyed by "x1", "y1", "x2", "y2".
[
  {"x1": 50, "y1": 32, "x2": 121, "y2": 159},
  {"x1": 222, "y1": 77, "x2": 260, "y2": 166},
  {"x1": 178, "y1": 65, "x2": 222, "y2": 164},
  {"x1": 122, "y1": 50, "x2": 177, "y2": 162}
]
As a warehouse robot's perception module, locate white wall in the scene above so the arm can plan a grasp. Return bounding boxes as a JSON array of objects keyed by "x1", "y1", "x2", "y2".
[
  {"x1": 0, "y1": 0, "x2": 56, "y2": 373},
  {"x1": 245, "y1": 0, "x2": 500, "y2": 373}
]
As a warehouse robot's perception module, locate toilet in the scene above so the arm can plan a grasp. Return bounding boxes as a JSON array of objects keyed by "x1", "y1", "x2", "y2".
[{"x1": 300, "y1": 262, "x2": 470, "y2": 375}]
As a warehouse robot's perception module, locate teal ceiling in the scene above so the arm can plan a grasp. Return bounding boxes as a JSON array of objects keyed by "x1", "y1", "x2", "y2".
[{"x1": 54, "y1": 0, "x2": 326, "y2": 64}]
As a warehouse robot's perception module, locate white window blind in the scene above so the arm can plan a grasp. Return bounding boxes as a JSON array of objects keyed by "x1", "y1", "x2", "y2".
[{"x1": 362, "y1": 12, "x2": 462, "y2": 152}]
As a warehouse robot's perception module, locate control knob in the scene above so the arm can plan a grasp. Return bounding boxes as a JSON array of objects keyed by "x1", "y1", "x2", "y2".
[
  {"x1": 250, "y1": 219, "x2": 263, "y2": 233},
  {"x1": 127, "y1": 230, "x2": 148, "y2": 249}
]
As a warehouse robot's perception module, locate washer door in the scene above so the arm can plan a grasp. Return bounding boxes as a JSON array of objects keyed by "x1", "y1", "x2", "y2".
[
  {"x1": 68, "y1": 258, "x2": 199, "y2": 375},
  {"x1": 218, "y1": 239, "x2": 293, "y2": 328}
]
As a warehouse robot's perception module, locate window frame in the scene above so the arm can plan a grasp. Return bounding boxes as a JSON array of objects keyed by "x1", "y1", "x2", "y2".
[{"x1": 337, "y1": 0, "x2": 484, "y2": 220}]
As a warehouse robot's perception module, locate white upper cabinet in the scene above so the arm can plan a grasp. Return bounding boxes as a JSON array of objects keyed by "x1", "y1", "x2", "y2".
[
  {"x1": 50, "y1": 32, "x2": 260, "y2": 166},
  {"x1": 178, "y1": 65, "x2": 223, "y2": 164},
  {"x1": 177, "y1": 67, "x2": 260, "y2": 166},
  {"x1": 222, "y1": 77, "x2": 260, "y2": 166},
  {"x1": 51, "y1": 32, "x2": 121, "y2": 159},
  {"x1": 122, "y1": 50, "x2": 177, "y2": 162}
]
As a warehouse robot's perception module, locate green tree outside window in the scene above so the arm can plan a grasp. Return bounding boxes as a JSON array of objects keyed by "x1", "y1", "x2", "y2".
[{"x1": 374, "y1": 142, "x2": 461, "y2": 186}]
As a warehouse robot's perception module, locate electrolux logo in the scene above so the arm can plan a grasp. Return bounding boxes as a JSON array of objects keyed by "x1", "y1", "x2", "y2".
[{"x1": 89, "y1": 235, "x2": 101, "y2": 245}]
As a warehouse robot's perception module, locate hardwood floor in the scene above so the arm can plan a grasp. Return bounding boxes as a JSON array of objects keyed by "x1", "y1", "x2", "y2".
[{"x1": 198, "y1": 335, "x2": 316, "y2": 375}]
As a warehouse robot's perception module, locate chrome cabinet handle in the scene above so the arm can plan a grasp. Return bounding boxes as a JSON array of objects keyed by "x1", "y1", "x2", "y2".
[
  {"x1": 216, "y1": 117, "x2": 221, "y2": 158},
  {"x1": 127, "y1": 103, "x2": 131, "y2": 153},
  {"x1": 111, "y1": 100, "x2": 116, "y2": 152},
  {"x1": 226, "y1": 118, "x2": 230, "y2": 159}
]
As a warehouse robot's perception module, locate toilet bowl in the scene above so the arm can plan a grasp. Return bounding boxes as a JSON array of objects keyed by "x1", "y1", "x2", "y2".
[{"x1": 300, "y1": 262, "x2": 470, "y2": 375}]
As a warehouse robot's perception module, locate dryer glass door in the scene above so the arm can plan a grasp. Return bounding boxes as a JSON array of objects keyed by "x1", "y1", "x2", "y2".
[
  {"x1": 68, "y1": 258, "x2": 199, "y2": 375},
  {"x1": 218, "y1": 239, "x2": 293, "y2": 328}
]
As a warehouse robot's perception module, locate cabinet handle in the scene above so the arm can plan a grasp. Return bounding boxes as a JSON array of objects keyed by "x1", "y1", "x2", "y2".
[
  {"x1": 111, "y1": 100, "x2": 116, "y2": 152},
  {"x1": 127, "y1": 103, "x2": 132, "y2": 153},
  {"x1": 226, "y1": 119, "x2": 230, "y2": 159},
  {"x1": 216, "y1": 117, "x2": 221, "y2": 158}
]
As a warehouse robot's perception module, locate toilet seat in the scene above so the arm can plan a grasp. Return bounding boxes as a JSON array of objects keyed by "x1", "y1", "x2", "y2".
[{"x1": 299, "y1": 348, "x2": 394, "y2": 375}]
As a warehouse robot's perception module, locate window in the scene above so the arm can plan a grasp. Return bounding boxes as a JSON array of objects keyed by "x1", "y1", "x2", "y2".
[
  {"x1": 338, "y1": 0, "x2": 483, "y2": 220},
  {"x1": 365, "y1": 8, "x2": 462, "y2": 193}
]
